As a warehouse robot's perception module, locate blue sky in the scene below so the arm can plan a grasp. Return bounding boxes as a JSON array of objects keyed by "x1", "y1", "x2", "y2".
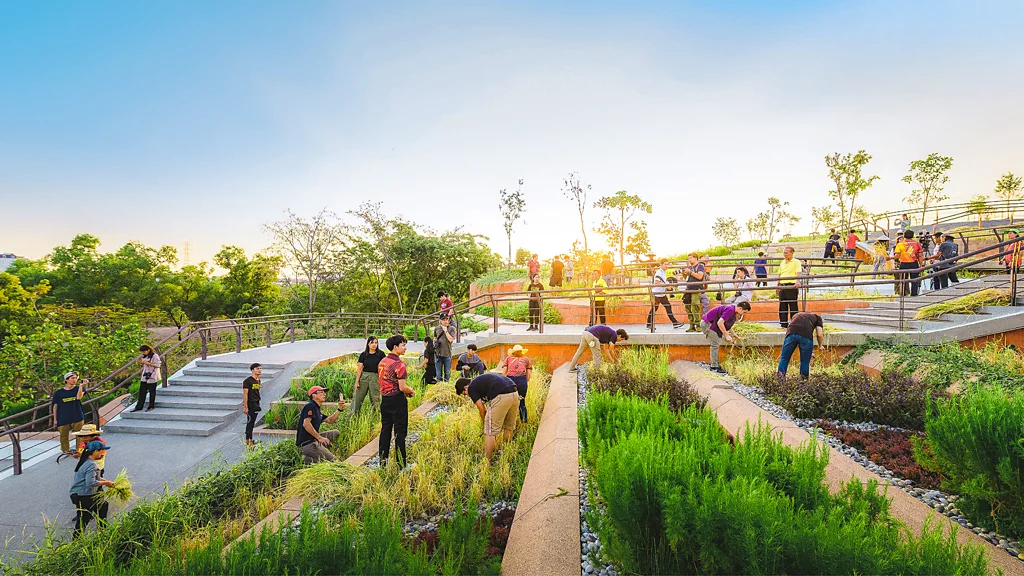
[{"x1": 2, "y1": 1, "x2": 1023, "y2": 264}]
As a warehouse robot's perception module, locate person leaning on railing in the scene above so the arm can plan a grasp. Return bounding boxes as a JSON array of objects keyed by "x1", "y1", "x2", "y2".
[{"x1": 775, "y1": 247, "x2": 802, "y2": 328}]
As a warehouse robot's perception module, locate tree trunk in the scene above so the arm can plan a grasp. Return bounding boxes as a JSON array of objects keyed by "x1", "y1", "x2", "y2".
[
  {"x1": 580, "y1": 216, "x2": 588, "y2": 253},
  {"x1": 507, "y1": 233, "x2": 513, "y2": 266}
]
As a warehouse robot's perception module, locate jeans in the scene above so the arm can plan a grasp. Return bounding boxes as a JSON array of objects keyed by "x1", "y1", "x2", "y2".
[
  {"x1": 590, "y1": 300, "x2": 606, "y2": 326},
  {"x1": 509, "y1": 374, "x2": 529, "y2": 422},
  {"x1": 700, "y1": 321, "x2": 724, "y2": 367},
  {"x1": 778, "y1": 286, "x2": 799, "y2": 327},
  {"x1": 71, "y1": 493, "x2": 108, "y2": 537},
  {"x1": 435, "y1": 356, "x2": 452, "y2": 381},
  {"x1": 244, "y1": 405, "x2": 260, "y2": 441},
  {"x1": 778, "y1": 333, "x2": 814, "y2": 378},
  {"x1": 897, "y1": 262, "x2": 920, "y2": 296},
  {"x1": 647, "y1": 295, "x2": 680, "y2": 327},
  {"x1": 134, "y1": 381, "x2": 157, "y2": 410},
  {"x1": 350, "y1": 372, "x2": 381, "y2": 416},
  {"x1": 845, "y1": 248, "x2": 857, "y2": 258},
  {"x1": 872, "y1": 257, "x2": 886, "y2": 278},
  {"x1": 379, "y1": 394, "x2": 409, "y2": 467}
]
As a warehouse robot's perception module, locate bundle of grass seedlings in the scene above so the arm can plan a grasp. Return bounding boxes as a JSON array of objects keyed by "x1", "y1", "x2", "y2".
[
  {"x1": 98, "y1": 468, "x2": 135, "y2": 505},
  {"x1": 915, "y1": 288, "x2": 1010, "y2": 320}
]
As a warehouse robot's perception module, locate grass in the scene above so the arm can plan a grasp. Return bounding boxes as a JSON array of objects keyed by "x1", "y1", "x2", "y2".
[
  {"x1": 588, "y1": 347, "x2": 705, "y2": 411},
  {"x1": 914, "y1": 288, "x2": 1010, "y2": 320},
  {"x1": 471, "y1": 268, "x2": 529, "y2": 289},
  {"x1": 845, "y1": 338, "x2": 1024, "y2": 390},
  {"x1": 473, "y1": 302, "x2": 562, "y2": 324},
  {"x1": 98, "y1": 469, "x2": 135, "y2": 506}
]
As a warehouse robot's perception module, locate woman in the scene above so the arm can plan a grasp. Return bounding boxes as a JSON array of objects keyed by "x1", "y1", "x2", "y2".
[
  {"x1": 527, "y1": 273, "x2": 544, "y2": 331},
  {"x1": 501, "y1": 345, "x2": 533, "y2": 423},
  {"x1": 564, "y1": 257, "x2": 574, "y2": 285},
  {"x1": 72, "y1": 424, "x2": 105, "y2": 477},
  {"x1": 351, "y1": 336, "x2": 385, "y2": 416},
  {"x1": 872, "y1": 237, "x2": 890, "y2": 279},
  {"x1": 69, "y1": 440, "x2": 115, "y2": 536},
  {"x1": 725, "y1": 266, "x2": 754, "y2": 305},
  {"x1": 130, "y1": 344, "x2": 161, "y2": 413},
  {"x1": 418, "y1": 336, "x2": 437, "y2": 385}
]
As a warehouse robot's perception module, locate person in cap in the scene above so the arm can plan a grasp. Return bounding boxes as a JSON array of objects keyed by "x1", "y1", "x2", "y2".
[
  {"x1": 378, "y1": 334, "x2": 416, "y2": 467},
  {"x1": 69, "y1": 440, "x2": 115, "y2": 536},
  {"x1": 242, "y1": 363, "x2": 263, "y2": 449},
  {"x1": 500, "y1": 344, "x2": 533, "y2": 422},
  {"x1": 929, "y1": 233, "x2": 958, "y2": 290},
  {"x1": 71, "y1": 424, "x2": 106, "y2": 476},
  {"x1": 568, "y1": 325, "x2": 629, "y2": 373},
  {"x1": 52, "y1": 371, "x2": 87, "y2": 457},
  {"x1": 295, "y1": 384, "x2": 347, "y2": 465},
  {"x1": 433, "y1": 314, "x2": 457, "y2": 382},
  {"x1": 455, "y1": 374, "x2": 520, "y2": 459}
]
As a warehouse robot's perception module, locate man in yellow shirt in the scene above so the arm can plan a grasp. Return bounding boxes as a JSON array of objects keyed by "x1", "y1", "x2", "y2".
[
  {"x1": 776, "y1": 246, "x2": 803, "y2": 328},
  {"x1": 590, "y1": 270, "x2": 607, "y2": 326}
]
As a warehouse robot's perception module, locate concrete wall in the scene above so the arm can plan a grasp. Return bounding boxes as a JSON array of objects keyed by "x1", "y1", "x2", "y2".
[{"x1": 547, "y1": 298, "x2": 869, "y2": 325}]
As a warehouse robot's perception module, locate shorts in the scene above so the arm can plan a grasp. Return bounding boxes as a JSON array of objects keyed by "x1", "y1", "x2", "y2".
[{"x1": 484, "y1": 392, "x2": 519, "y2": 436}]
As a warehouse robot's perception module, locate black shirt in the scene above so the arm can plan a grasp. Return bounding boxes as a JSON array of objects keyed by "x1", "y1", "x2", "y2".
[
  {"x1": 467, "y1": 373, "x2": 518, "y2": 404},
  {"x1": 785, "y1": 312, "x2": 823, "y2": 341},
  {"x1": 242, "y1": 376, "x2": 261, "y2": 407},
  {"x1": 295, "y1": 400, "x2": 324, "y2": 447},
  {"x1": 358, "y1": 349, "x2": 386, "y2": 373},
  {"x1": 686, "y1": 263, "x2": 705, "y2": 291}
]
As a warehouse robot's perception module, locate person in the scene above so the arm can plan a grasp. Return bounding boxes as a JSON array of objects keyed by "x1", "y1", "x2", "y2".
[
  {"x1": 438, "y1": 291, "x2": 454, "y2": 317},
  {"x1": 892, "y1": 230, "x2": 924, "y2": 297},
  {"x1": 550, "y1": 256, "x2": 564, "y2": 288},
  {"x1": 680, "y1": 253, "x2": 706, "y2": 332},
  {"x1": 896, "y1": 214, "x2": 911, "y2": 234},
  {"x1": 701, "y1": 301, "x2": 750, "y2": 374},
  {"x1": 296, "y1": 385, "x2": 347, "y2": 464},
  {"x1": 53, "y1": 371, "x2": 87, "y2": 457},
  {"x1": 725, "y1": 266, "x2": 753, "y2": 305},
  {"x1": 929, "y1": 233, "x2": 958, "y2": 291},
  {"x1": 1002, "y1": 229, "x2": 1023, "y2": 273},
  {"x1": 501, "y1": 344, "x2": 532, "y2": 423},
  {"x1": 753, "y1": 252, "x2": 769, "y2": 287},
  {"x1": 242, "y1": 363, "x2": 263, "y2": 449},
  {"x1": 69, "y1": 440, "x2": 115, "y2": 537},
  {"x1": 777, "y1": 312, "x2": 825, "y2": 380},
  {"x1": 919, "y1": 229, "x2": 933, "y2": 263},
  {"x1": 647, "y1": 259, "x2": 684, "y2": 331},
  {"x1": 130, "y1": 345, "x2": 162, "y2": 412},
  {"x1": 378, "y1": 334, "x2": 416, "y2": 467},
  {"x1": 946, "y1": 235, "x2": 960, "y2": 284},
  {"x1": 871, "y1": 236, "x2": 890, "y2": 279},
  {"x1": 456, "y1": 373, "x2": 519, "y2": 460},
  {"x1": 71, "y1": 424, "x2": 105, "y2": 476},
  {"x1": 776, "y1": 246, "x2": 802, "y2": 328},
  {"x1": 828, "y1": 229, "x2": 841, "y2": 243},
  {"x1": 433, "y1": 314, "x2": 456, "y2": 381},
  {"x1": 845, "y1": 229, "x2": 860, "y2": 258},
  {"x1": 600, "y1": 254, "x2": 614, "y2": 284},
  {"x1": 699, "y1": 255, "x2": 713, "y2": 314},
  {"x1": 564, "y1": 257, "x2": 574, "y2": 285},
  {"x1": 568, "y1": 325, "x2": 629, "y2": 372},
  {"x1": 456, "y1": 344, "x2": 487, "y2": 377},
  {"x1": 351, "y1": 336, "x2": 385, "y2": 416},
  {"x1": 418, "y1": 336, "x2": 437, "y2": 385},
  {"x1": 527, "y1": 254, "x2": 541, "y2": 278},
  {"x1": 526, "y1": 273, "x2": 544, "y2": 331},
  {"x1": 589, "y1": 270, "x2": 607, "y2": 326},
  {"x1": 823, "y1": 230, "x2": 841, "y2": 260},
  {"x1": 928, "y1": 232, "x2": 944, "y2": 291}
]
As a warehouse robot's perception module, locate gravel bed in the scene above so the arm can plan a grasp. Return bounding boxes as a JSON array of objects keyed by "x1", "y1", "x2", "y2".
[
  {"x1": 576, "y1": 366, "x2": 618, "y2": 576},
  {"x1": 401, "y1": 500, "x2": 517, "y2": 537},
  {"x1": 704, "y1": 363, "x2": 1023, "y2": 561}
]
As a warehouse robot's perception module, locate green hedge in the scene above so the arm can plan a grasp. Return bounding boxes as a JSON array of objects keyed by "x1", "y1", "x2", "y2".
[{"x1": 473, "y1": 302, "x2": 561, "y2": 324}]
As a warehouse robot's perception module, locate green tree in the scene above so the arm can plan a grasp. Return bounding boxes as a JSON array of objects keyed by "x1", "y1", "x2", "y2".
[
  {"x1": 745, "y1": 213, "x2": 769, "y2": 242},
  {"x1": 760, "y1": 198, "x2": 799, "y2": 245},
  {"x1": 213, "y1": 246, "x2": 283, "y2": 317},
  {"x1": 825, "y1": 150, "x2": 880, "y2": 231},
  {"x1": 994, "y1": 172, "x2": 1023, "y2": 224},
  {"x1": 499, "y1": 180, "x2": 526, "y2": 265},
  {"x1": 625, "y1": 221, "x2": 651, "y2": 262},
  {"x1": 711, "y1": 217, "x2": 741, "y2": 247},
  {"x1": 810, "y1": 205, "x2": 840, "y2": 235},
  {"x1": 515, "y1": 248, "x2": 531, "y2": 266},
  {"x1": 594, "y1": 191, "x2": 653, "y2": 266},
  {"x1": 264, "y1": 209, "x2": 344, "y2": 314},
  {"x1": 0, "y1": 272, "x2": 50, "y2": 343},
  {"x1": 968, "y1": 194, "x2": 991, "y2": 228},
  {"x1": 902, "y1": 153, "x2": 954, "y2": 225},
  {"x1": 165, "y1": 263, "x2": 224, "y2": 327}
]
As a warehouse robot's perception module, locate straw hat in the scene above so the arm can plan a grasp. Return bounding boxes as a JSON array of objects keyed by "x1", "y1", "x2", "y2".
[
  {"x1": 72, "y1": 423, "x2": 103, "y2": 436},
  {"x1": 511, "y1": 344, "x2": 528, "y2": 356}
]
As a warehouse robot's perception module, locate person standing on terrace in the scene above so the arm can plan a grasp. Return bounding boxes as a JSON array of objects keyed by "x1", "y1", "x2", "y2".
[
  {"x1": 600, "y1": 254, "x2": 614, "y2": 284},
  {"x1": 131, "y1": 344, "x2": 162, "y2": 413},
  {"x1": 896, "y1": 214, "x2": 911, "y2": 234},
  {"x1": 1002, "y1": 229, "x2": 1023, "y2": 273},
  {"x1": 433, "y1": 314, "x2": 456, "y2": 381},
  {"x1": 378, "y1": 334, "x2": 416, "y2": 467},
  {"x1": 589, "y1": 270, "x2": 607, "y2": 326},
  {"x1": 527, "y1": 254, "x2": 540, "y2": 278},
  {"x1": 776, "y1": 246, "x2": 802, "y2": 328},
  {"x1": 53, "y1": 371, "x2": 87, "y2": 457},
  {"x1": 242, "y1": 363, "x2": 263, "y2": 449},
  {"x1": 437, "y1": 291, "x2": 454, "y2": 318},
  {"x1": 564, "y1": 256, "x2": 574, "y2": 285},
  {"x1": 680, "y1": 253, "x2": 706, "y2": 332},
  {"x1": 526, "y1": 273, "x2": 544, "y2": 331},
  {"x1": 351, "y1": 336, "x2": 384, "y2": 416},
  {"x1": 753, "y1": 252, "x2": 769, "y2": 287},
  {"x1": 929, "y1": 233, "x2": 958, "y2": 291},
  {"x1": 456, "y1": 373, "x2": 519, "y2": 460},
  {"x1": 646, "y1": 259, "x2": 684, "y2": 331},
  {"x1": 892, "y1": 230, "x2": 924, "y2": 297},
  {"x1": 701, "y1": 301, "x2": 750, "y2": 375},
  {"x1": 845, "y1": 230, "x2": 860, "y2": 258},
  {"x1": 568, "y1": 325, "x2": 629, "y2": 373},
  {"x1": 777, "y1": 312, "x2": 825, "y2": 380},
  {"x1": 699, "y1": 255, "x2": 713, "y2": 314},
  {"x1": 550, "y1": 256, "x2": 564, "y2": 288}
]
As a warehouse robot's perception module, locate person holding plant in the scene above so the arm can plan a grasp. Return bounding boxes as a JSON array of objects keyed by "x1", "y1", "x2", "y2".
[
  {"x1": 568, "y1": 325, "x2": 629, "y2": 373},
  {"x1": 433, "y1": 314, "x2": 456, "y2": 382},
  {"x1": 351, "y1": 336, "x2": 385, "y2": 417},
  {"x1": 501, "y1": 344, "x2": 533, "y2": 423},
  {"x1": 296, "y1": 385, "x2": 347, "y2": 464},
  {"x1": 242, "y1": 363, "x2": 263, "y2": 449},
  {"x1": 52, "y1": 371, "x2": 87, "y2": 457},
  {"x1": 777, "y1": 312, "x2": 825, "y2": 380},
  {"x1": 700, "y1": 301, "x2": 751, "y2": 375},
  {"x1": 378, "y1": 334, "x2": 416, "y2": 467},
  {"x1": 455, "y1": 373, "x2": 520, "y2": 459},
  {"x1": 71, "y1": 424, "x2": 105, "y2": 476},
  {"x1": 69, "y1": 440, "x2": 115, "y2": 536},
  {"x1": 130, "y1": 344, "x2": 162, "y2": 413},
  {"x1": 418, "y1": 336, "x2": 437, "y2": 385},
  {"x1": 527, "y1": 273, "x2": 544, "y2": 331}
]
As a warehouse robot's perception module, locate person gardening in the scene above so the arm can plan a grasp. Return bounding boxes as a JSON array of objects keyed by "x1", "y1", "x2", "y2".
[
  {"x1": 351, "y1": 336, "x2": 385, "y2": 416},
  {"x1": 500, "y1": 344, "x2": 533, "y2": 422},
  {"x1": 53, "y1": 371, "x2": 87, "y2": 457},
  {"x1": 378, "y1": 334, "x2": 416, "y2": 467},
  {"x1": 69, "y1": 440, "x2": 115, "y2": 536},
  {"x1": 242, "y1": 363, "x2": 263, "y2": 449},
  {"x1": 455, "y1": 373, "x2": 520, "y2": 460},
  {"x1": 71, "y1": 424, "x2": 106, "y2": 476},
  {"x1": 777, "y1": 312, "x2": 826, "y2": 380},
  {"x1": 701, "y1": 301, "x2": 750, "y2": 375},
  {"x1": 568, "y1": 325, "x2": 629, "y2": 373},
  {"x1": 456, "y1": 344, "x2": 487, "y2": 377},
  {"x1": 296, "y1": 385, "x2": 347, "y2": 464}
]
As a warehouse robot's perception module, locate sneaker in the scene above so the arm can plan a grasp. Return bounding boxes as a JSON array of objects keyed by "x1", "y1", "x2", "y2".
[
  {"x1": 685, "y1": 328, "x2": 697, "y2": 333},
  {"x1": 712, "y1": 367, "x2": 728, "y2": 375},
  {"x1": 672, "y1": 323, "x2": 685, "y2": 329},
  {"x1": 568, "y1": 367, "x2": 579, "y2": 373},
  {"x1": 129, "y1": 408, "x2": 141, "y2": 413}
]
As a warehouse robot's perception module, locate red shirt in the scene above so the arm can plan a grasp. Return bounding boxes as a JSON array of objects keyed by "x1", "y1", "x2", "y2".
[
  {"x1": 502, "y1": 355, "x2": 533, "y2": 377},
  {"x1": 846, "y1": 234, "x2": 859, "y2": 250},
  {"x1": 377, "y1": 353, "x2": 408, "y2": 397},
  {"x1": 439, "y1": 297, "x2": 454, "y2": 314}
]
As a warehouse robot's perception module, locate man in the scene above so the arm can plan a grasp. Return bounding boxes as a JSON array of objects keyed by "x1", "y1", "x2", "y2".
[
  {"x1": 295, "y1": 385, "x2": 347, "y2": 464},
  {"x1": 378, "y1": 334, "x2": 416, "y2": 467},
  {"x1": 777, "y1": 312, "x2": 825, "y2": 380},
  {"x1": 550, "y1": 256, "x2": 564, "y2": 288},
  {"x1": 776, "y1": 246, "x2": 803, "y2": 328},
  {"x1": 433, "y1": 314, "x2": 456, "y2": 381},
  {"x1": 647, "y1": 259, "x2": 684, "y2": 331},
  {"x1": 131, "y1": 344, "x2": 161, "y2": 412},
  {"x1": 701, "y1": 301, "x2": 750, "y2": 374},
  {"x1": 828, "y1": 229, "x2": 840, "y2": 242},
  {"x1": 568, "y1": 325, "x2": 629, "y2": 372},
  {"x1": 893, "y1": 230, "x2": 924, "y2": 297},
  {"x1": 456, "y1": 373, "x2": 519, "y2": 459},
  {"x1": 437, "y1": 291, "x2": 454, "y2": 317},
  {"x1": 589, "y1": 270, "x2": 607, "y2": 326},
  {"x1": 52, "y1": 371, "x2": 86, "y2": 457},
  {"x1": 242, "y1": 363, "x2": 262, "y2": 449},
  {"x1": 928, "y1": 233, "x2": 956, "y2": 291},
  {"x1": 527, "y1": 254, "x2": 540, "y2": 278},
  {"x1": 600, "y1": 254, "x2": 614, "y2": 284},
  {"x1": 699, "y1": 255, "x2": 713, "y2": 314},
  {"x1": 680, "y1": 253, "x2": 706, "y2": 332},
  {"x1": 753, "y1": 252, "x2": 769, "y2": 287},
  {"x1": 456, "y1": 344, "x2": 487, "y2": 377},
  {"x1": 845, "y1": 230, "x2": 860, "y2": 258}
]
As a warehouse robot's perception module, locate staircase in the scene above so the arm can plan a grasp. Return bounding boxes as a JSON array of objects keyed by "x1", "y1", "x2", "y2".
[
  {"x1": 821, "y1": 274, "x2": 1012, "y2": 330},
  {"x1": 103, "y1": 361, "x2": 286, "y2": 436}
]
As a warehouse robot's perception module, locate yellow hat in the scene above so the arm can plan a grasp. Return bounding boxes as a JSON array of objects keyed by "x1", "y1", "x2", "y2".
[
  {"x1": 72, "y1": 423, "x2": 103, "y2": 436},
  {"x1": 511, "y1": 344, "x2": 528, "y2": 356}
]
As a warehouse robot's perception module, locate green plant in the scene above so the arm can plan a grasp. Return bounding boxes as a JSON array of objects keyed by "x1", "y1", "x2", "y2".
[
  {"x1": 263, "y1": 401, "x2": 301, "y2": 430},
  {"x1": 845, "y1": 338, "x2": 1024, "y2": 390},
  {"x1": 473, "y1": 302, "x2": 562, "y2": 324},
  {"x1": 588, "y1": 347, "x2": 705, "y2": 412},
  {"x1": 914, "y1": 288, "x2": 1010, "y2": 320},
  {"x1": 471, "y1": 268, "x2": 527, "y2": 289}
]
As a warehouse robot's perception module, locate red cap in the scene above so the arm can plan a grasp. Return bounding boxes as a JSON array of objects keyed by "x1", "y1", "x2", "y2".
[{"x1": 308, "y1": 386, "x2": 328, "y2": 397}]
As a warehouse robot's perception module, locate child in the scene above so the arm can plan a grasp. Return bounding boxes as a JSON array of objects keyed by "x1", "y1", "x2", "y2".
[
  {"x1": 72, "y1": 424, "x2": 106, "y2": 476},
  {"x1": 70, "y1": 440, "x2": 115, "y2": 536}
]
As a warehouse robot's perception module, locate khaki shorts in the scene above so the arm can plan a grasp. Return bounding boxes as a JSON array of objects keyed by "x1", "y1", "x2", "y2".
[{"x1": 485, "y1": 392, "x2": 519, "y2": 436}]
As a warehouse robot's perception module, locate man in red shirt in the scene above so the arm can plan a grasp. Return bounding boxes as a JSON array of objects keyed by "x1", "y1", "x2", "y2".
[
  {"x1": 845, "y1": 230, "x2": 860, "y2": 258},
  {"x1": 437, "y1": 291, "x2": 454, "y2": 317},
  {"x1": 378, "y1": 334, "x2": 416, "y2": 467},
  {"x1": 527, "y1": 254, "x2": 540, "y2": 278}
]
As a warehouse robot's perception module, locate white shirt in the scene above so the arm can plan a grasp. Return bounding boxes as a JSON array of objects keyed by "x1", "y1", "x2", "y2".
[{"x1": 652, "y1": 268, "x2": 668, "y2": 295}]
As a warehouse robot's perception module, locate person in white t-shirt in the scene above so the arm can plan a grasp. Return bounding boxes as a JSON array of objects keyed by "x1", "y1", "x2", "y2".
[
  {"x1": 646, "y1": 259, "x2": 684, "y2": 330},
  {"x1": 725, "y1": 266, "x2": 754, "y2": 305}
]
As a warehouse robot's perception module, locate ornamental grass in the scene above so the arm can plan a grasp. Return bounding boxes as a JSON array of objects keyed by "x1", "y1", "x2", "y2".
[
  {"x1": 98, "y1": 468, "x2": 135, "y2": 505},
  {"x1": 588, "y1": 347, "x2": 705, "y2": 412},
  {"x1": 914, "y1": 288, "x2": 1010, "y2": 320}
]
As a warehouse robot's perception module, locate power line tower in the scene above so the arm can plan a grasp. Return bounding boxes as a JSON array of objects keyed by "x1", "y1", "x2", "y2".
[{"x1": 183, "y1": 241, "x2": 191, "y2": 267}]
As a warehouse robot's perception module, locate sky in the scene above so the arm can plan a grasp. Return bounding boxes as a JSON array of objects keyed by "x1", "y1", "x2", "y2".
[{"x1": 2, "y1": 1, "x2": 1023, "y2": 266}]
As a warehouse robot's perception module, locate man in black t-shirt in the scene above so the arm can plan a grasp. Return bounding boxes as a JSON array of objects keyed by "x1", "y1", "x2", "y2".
[
  {"x1": 456, "y1": 373, "x2": 520, "y2": 459},
  {"x1": 242, "y1": 363, "x2": 262, "y2": 449},
  {"x1": 296, "y1": 385, "x2": 347, "y2": 464},
  {"x1": 776, "y1": 312, "x2": 825, "y2": 380}
]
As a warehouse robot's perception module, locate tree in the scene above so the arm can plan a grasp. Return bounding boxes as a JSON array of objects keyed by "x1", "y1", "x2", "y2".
[
  {"x1": 0, "y1": 272, "x2": 49, "y2": 343},
  {"x1": 711, "y1": 217, "x2": 741, "y2": 247},
  {"x1": 563, "y1": 172, "x2": 591, "y2": 252},
  {"x1": 968, "y1": 194, "x2": 992, "y2": 228},
  {"x1": 761, "y1": 198, "x2": 799, "y2": 245},
  {"x1": 825, "y1": 150, "x2": 879, "y2": 231},
  {"x1": 902, "y1": 153, "x2": 954, "y2": 225},
  {"x1": 213, "y1": 246, "x2": 283, "y2": 317},
  {"x1": 348, "y1": 202, "x2": 407, "y2": 313},
  {"x1": 624, "y1": 221, "x2": 651, "y2": 262},
  {"x1": 515, "y1": 248, "x2": 531, "y2": 266},
  {"x1": 264, "y1": 209, "x2": 344, "y2": 314},
  {"x1": 994, "y1": 172, "x2": 1023, "y2": 224},
  {"x1": 810, "y1": 206, "x2": 840, "y2": 235},
  {"x1": 746, "y1": 213, "x2": 769, "y2": 242},
  {"x1": 594, "y1": 191, "x2": 653, "y2": 266},
  {"x1": 498, "y1": 180, "x2": 526, "y2": 265}
]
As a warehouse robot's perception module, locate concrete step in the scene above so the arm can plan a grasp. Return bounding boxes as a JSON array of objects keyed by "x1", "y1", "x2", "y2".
[
  {"x1": 119, "y1": 407, "x2": 236, "y2": 423},
  {"x1": 102, "y1": 419, "x2": 227, "y2": 437},
  {"x1": 170, "y1": 375, "x2": 275, "y2": 387},
  {"x1": 183, "y1": 367, "x2": 281, "y2": 379},
  {"x1": 159, "y1": 385, "x2": 242, "y2": 399},
  {"x1": 821, "y1": 313, "x2": 923, "y2": 329},
  {"x1": 153, "y1": 396, "x2": 240, "y2": 411},
  {"x1": 843, "y1": 308, "x2": 907, "y2": 319},
  {"x1": 194, "y1": 360, "x2": 287, "y2": 370},
  {"x1": 866, "y1": 300, "x2": 929, "y2": 311}
]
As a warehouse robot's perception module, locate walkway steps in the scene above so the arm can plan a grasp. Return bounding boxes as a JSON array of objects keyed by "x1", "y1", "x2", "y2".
[
  {"x1": 119, "y1": 407, "x2": 237, "y2": 423},
  {"x1": 103, "y1": 419, "x2": 227, "y2": 436}
]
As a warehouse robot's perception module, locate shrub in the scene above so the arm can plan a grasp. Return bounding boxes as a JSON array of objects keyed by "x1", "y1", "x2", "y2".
[
  {"x1": 473, "y1": 302, "x2": 562, "y2": 324},
  {"x1": 471, "y1": 268, "x2": 527, "y2": 289},
  {"x1": 588, "y1": 347, "x2": 705, "y2": 412},
  {"x1": 845, "y1": 338, "x2": 1024, "y2": 390},
  {"x1": 816, "y1": 421, "x2": 941, "y2": 489},
  {"x1": 916, "y1": 384, "x2": 1024, "y2": 539},
  {"x1": 263, "y1": 401, "x2": 301, "y2": 430}
]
